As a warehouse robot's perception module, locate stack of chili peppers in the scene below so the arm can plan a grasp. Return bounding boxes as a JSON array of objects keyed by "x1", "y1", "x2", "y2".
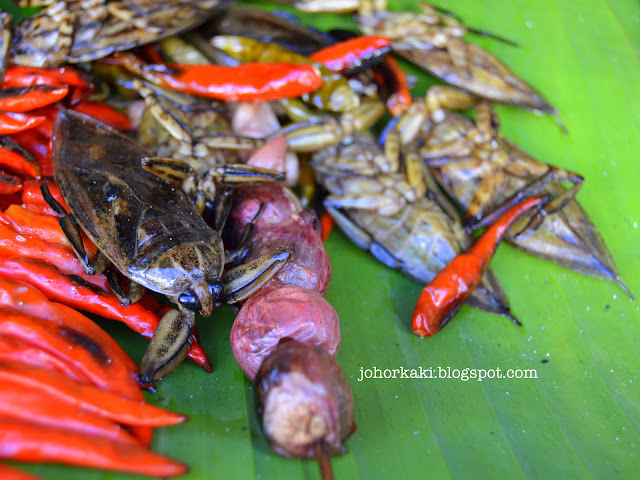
[{"x1": 0, "y1": 65, "x2": 208, "y2": 478}]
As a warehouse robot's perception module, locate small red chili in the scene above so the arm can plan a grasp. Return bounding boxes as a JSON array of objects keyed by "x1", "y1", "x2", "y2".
[{"x1": 412, "y1": 196, "x2": 547, "y2": 337}]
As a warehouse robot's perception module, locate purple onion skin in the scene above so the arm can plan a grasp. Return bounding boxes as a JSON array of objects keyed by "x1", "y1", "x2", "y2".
[
  {"x1": 229, "y1": 184, "x2": 331, "y2": 294},
  {"x1": 230, "y1": 184, "x2": 302, "y2": 235},
  {"x1": 231, "y1": 283, "x2": 340, "y2": 380},
  {"x1": 243, "y1": 211, "x2": 331, "y2": 295},
  {"x1": 255, "y1": 339, "x2": 355, "y2": 459}
]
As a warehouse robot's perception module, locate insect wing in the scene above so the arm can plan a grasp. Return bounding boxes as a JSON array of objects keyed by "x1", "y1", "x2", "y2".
[
  {"x1": 426, "y1": 111, "x2": 622, "y2": 284},
  {"x1": 502, "y1": 147, "x2": 621, "y2": 284},
  {"x1": 397, "y1": 41, "x2": 554, "y2": 113},
  {"x1": 51, "y1": 109, "x2": 207, "y2": 274}
]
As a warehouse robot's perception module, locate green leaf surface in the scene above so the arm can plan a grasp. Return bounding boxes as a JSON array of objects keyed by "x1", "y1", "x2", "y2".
[{"x1": 5, "y1": 0, "x2": 640, "y2": 478}]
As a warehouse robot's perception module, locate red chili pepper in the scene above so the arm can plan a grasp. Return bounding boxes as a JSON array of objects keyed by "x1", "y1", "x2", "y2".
[
  {"x1": 412, "y1": 196, "x2": 546, "y2": 337},
  {"x1": 0, "y1": 257, "x2": 154, "y2": 335},
  {"x1": 0, "y1": 256, "x2": 210, "y2": 370},
  {"x1": 0, "y1": 136, "x2": 42, "y2": 179},
  {"x1": 319, "y1": 210, "x2": 334, "y2": 243},
  {"x1": 130, "y1": 425, "x2": 154, "y2": 448},
  {"x1": 139, "y1": 44, "x2": 165, "y2": 65},
  {"x1": 0, "y1": 192, "x2": 21, "y2": 211},
  {"x1": 3, "y1": 66, "x2": 91, "y2": 90},
  {"x1": 0, "y1": 387, "x2": 139, "y2": 446},
  {"x1": 0, "y1": 275, "x2": 138, "y2": 374},
  {"x1": 3, "y1": 204, "x2": 97, "y2": 257},
  {"x1": 21, "y1": 202, "x2": 57, "y2": 216},
  {"x1": 72, "y1": 102, "x2": 133, "y2": 130},
  {"x1": 0, "y1": 277, "x2": 156, "y2": 447},
  {"x1": 372, "y1": 56, "x2": 413, "y2": 116},
  {"x1": 0, "y1": 172, "x2": 22, "y2": 194},
  {"x1": 0, "y1": 224, "x2": 108, "y2": 287},
  {"x1": 112, "y1": 52, "x2": 323, "y2": 102},
  {"x1": 0, "y1": 335, "x2": 90, "y2": 383},
  {"x1": 0, "y1": 309, "x2": 141, "y2": 399},
  {"x1": 0, "y1": 462, "x2": 42, "y2": 480},
  {"x1": 137, "y1": 290, "x2": 168, "y2": 316},
  {"x1": 0, "y1": 112, "x2": 46, "y2": 134},
  {"x1": 0, "y1": 417, "x2": 188, "y2": 477},
  {"x1": 310, "y1": 36, "x2": 391, "y2": 73},
  {"x1": 0, "y1": 86, "x2": 69, "y2": 112},
  {"x1": 20, "y1": 178, "x2": 63, "y2": 207},
  {"x1": 10, "y1": 129, "x2": 52, "y2": 176},
  {"x1": 0, "y1": 361, "x2": 187, "y2": 426}
]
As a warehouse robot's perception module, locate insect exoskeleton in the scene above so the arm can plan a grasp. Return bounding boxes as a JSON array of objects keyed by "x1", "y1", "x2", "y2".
[
  {"x1": 45, "y1": 109, "x2": 290, "y2": 383},
  {"x1": 8, "y1": 0, "x2": 226, "y2": 67}
]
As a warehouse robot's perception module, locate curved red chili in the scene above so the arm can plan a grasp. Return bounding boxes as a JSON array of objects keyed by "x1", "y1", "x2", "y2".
[
  {"x1": 3, "y1": 204, "x2": 97, "y2": 258},
  {"x1": 310, "y1": 35, "x2": 391, "y2": 73},
  {"x1": 0, "y1": 387, "x2": 139, "y2": 446},
  {"x1": 2, "y1": 66, "x2": 91, "y2": 90},
  {"x1": 0, "y1": 86, "x2": 69, "y2": 112},
  {"x1": 10, "y1": 130, "x2": 52, "y2": 176},
  {"x1": 373, "y1": 56, "x2": 413, "y2": 116},
  {"x1": 20, "y1": 179, "x2": 63, "y2": 207},
  {"x1": 0, "y1": 276, "x2": 137, "y2": 375},
  {"x1": 0, "y1": 335, "x2": 89, "y2": 383},
  {"x1": 0, "y1": 136, "x2": 41, "y2": 179},
  {"x1": 0, "y1": 112, "x2": 45, "y2": 134},
  {"x1": 112, "y1": 52, "x2": 323, "y2": 102},
  {"x1": 0, "y1": 361, "x2": 187, "y2": 427},
  {"x1": 0, "y1": 418, "x2": 188, "y2": 477},
  {"x1": 0, "y1": 172, "x2": 22, "y2": 194},
  {"x1": 0, "y1": 309, "x2": 140, "y2": 399},
  {"x1": 412, "y1": 196, "x2": 547, "y2": 337},
  {"x1": 319, "y1": 210, "x2": 334, "y2": 242},
  {"x1": 72, "y1": 102, "x2": 133, "y2": 131}
]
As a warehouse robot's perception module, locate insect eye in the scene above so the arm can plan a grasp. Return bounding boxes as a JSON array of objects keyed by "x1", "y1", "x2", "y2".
[
  {"x1": 209, "y1": 279, "x2": 223, "y2": 302},
  {"x1": 178, "y1": 290, "x2": 201, "y2": 312}
]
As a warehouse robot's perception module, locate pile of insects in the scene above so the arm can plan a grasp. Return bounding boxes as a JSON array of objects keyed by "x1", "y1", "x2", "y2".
[{"x1": 0, "y1": 0, "x2": 631, "y2": 479}]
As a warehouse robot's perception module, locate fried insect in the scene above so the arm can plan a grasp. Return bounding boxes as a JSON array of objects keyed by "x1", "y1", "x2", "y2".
[
  {"x1": 418, "y1": 104, "x2": 632, "y2": 297},
  {"x1": 282, "y1": 0, "x2": 557, "y2": 119},
  {"x1": 47, "y1": 109, "x2": 289, "y2": 383},
  {"x1": 9, "y1": 0, "x2": 229, "y2": 67},
  {"x1": 133, "y1": 80, "x2": 288, "y2": 218},
  {"x1": 313, "y1": 132, "x2": 516, "y2": 320}
]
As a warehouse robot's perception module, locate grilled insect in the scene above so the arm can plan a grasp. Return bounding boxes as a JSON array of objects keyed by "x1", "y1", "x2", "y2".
[
  {"x1": 134, "y1": 79, "x2": 287, "y2": 218},
  {"x1": 46, "y1": 110, "x2": 289, "y2": 383},
  {"x1": 313, "y1": 132, "x2": 516, "y2": 321},
  {"x1": 282, "y1": 0, "x2": 557, "y2": 119},
  {"x1": 418, "y1": 105, "x2": 632, "y2": 297},
  {"x1": 8, "y1": 0, "x2": 229, "y2": 67}
]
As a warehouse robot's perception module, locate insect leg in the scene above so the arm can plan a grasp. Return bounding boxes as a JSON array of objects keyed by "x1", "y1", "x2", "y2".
[
  {"x1": 221, "y1": 248, "x2": 290, "y2": 304},
  {"x1": 140, "y1": 309, "x2": 194, "y2": 384},
  {"x1": 40, "y1": 182, "x2": 97, "y2": 275},
  {"x1": 225, "y1": 202, "x2": 264, "y2": 265},
  {"x1": 105, "y1": 270, "x2": 145, "y2": 307}
]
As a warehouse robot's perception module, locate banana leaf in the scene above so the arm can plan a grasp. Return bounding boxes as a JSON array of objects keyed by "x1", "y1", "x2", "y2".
[{"x1": 4, "y1": 0, "x2": 640, "y2": 478}]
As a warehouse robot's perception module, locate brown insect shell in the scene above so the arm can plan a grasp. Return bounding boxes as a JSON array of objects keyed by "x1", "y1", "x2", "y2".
[{"x1": 52, "y1": 109, "x2": 225, "y2": 317}]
